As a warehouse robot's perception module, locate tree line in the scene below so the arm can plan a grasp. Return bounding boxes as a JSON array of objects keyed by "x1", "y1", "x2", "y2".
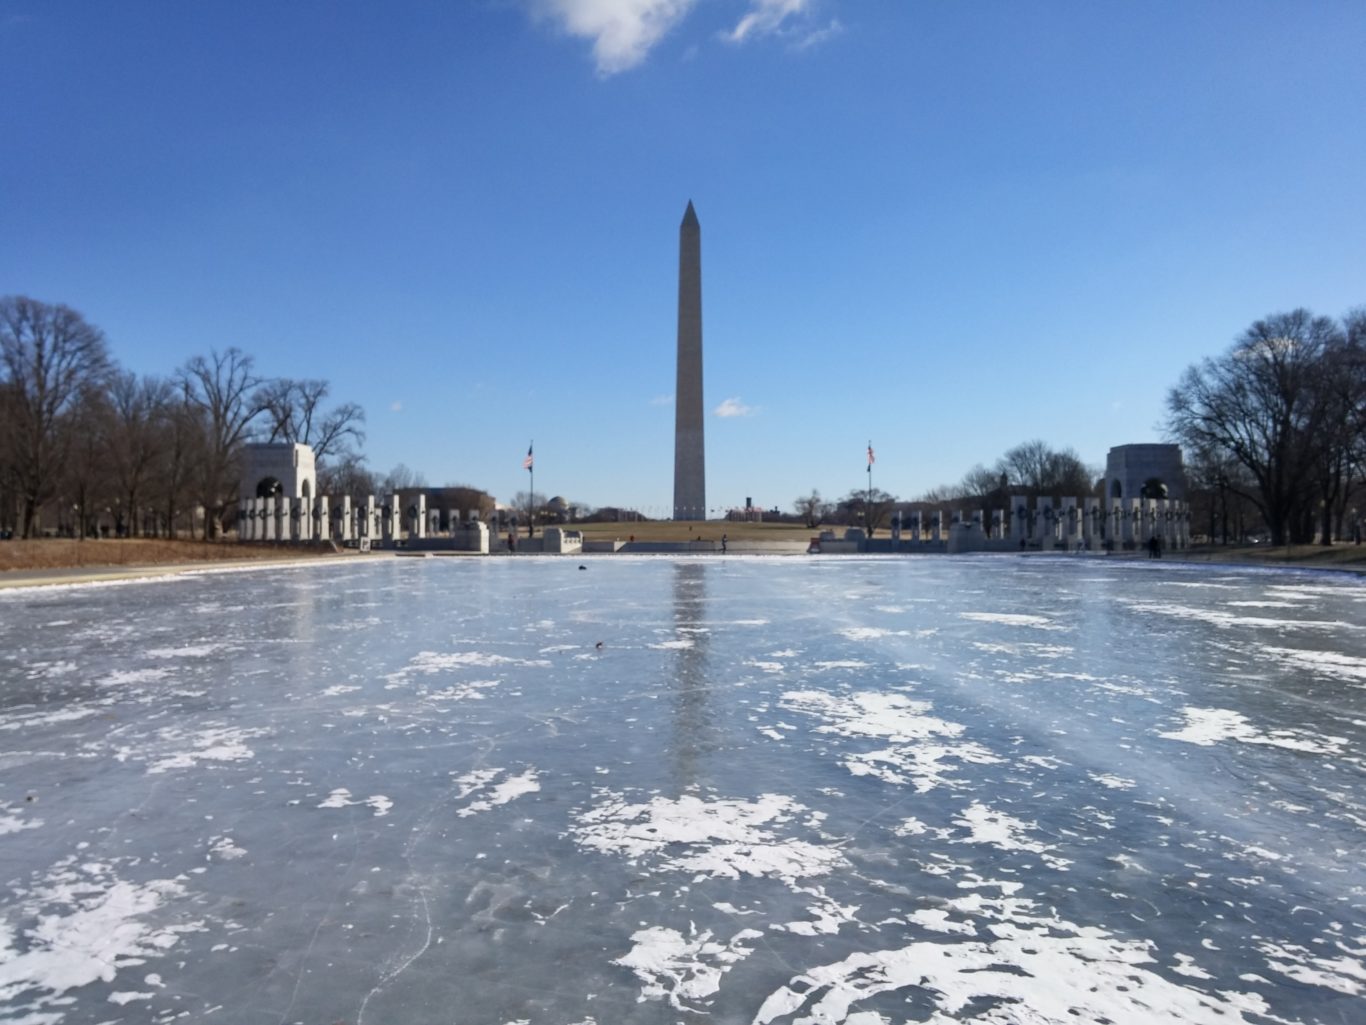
[
  {"x1": 792, "y1": 306, "x2": 1364, "y2": 548},
  {"x1": 0, "y1": 295, "x2": 368, "y2": 540},
  {"x1": 792, "y1": 440, "x2": 1097, "y2": 535},
  {"x1": 1168, "y1": 307, "x2": 1365, "y2": 546}
]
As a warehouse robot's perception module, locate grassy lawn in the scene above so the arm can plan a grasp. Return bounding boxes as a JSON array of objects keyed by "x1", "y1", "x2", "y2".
[
  {"x1": 1182, "y1": 542, "x2": 1366, "y2": 571},
  {"x1": 0, "y1": 538, "x2": 342, "y2": 572}
]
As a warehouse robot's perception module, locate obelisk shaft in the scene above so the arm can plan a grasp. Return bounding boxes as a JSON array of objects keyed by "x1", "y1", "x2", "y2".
[{"x1": 673, "y1": 201, "x2": 705, "y2": 521}]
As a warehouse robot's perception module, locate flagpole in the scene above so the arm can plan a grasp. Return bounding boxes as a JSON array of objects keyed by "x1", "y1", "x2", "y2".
[
  {"x1": 529, "y1": 440, "x2": 534, "y2": 538},
  {"x1": 867, "y1": 440, "x2": 872, "y2": 533}
]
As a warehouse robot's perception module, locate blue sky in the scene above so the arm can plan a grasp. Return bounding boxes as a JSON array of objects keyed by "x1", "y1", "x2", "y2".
[{"x1": 3, "y1": 1, "x2": 1363, "y2": 516}]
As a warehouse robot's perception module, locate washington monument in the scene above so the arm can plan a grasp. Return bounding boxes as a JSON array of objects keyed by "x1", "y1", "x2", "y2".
[{"x1": 673, "y1": 201, "x2": 705, "y2": 520}]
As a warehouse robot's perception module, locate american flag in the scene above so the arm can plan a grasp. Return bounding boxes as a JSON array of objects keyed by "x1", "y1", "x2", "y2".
[
  {"x1": 867, "y1": 443, "x2": 875, "y2": 468},
  {"x1": 522, "y1": 443, "x2": 534, "y2": 471}
]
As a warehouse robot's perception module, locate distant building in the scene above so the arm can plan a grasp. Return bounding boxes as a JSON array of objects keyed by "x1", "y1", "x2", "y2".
[
  {"x1": 242, "y1": 443, "x2": 316, "y2": 502},
  {"x1": 1105, "y1": 444, "x2": 1186, "y2": 501}
]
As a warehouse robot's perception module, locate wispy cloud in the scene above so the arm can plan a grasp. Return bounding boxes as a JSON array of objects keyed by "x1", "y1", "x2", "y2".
[
  {"x1": 714, "y1": 396, "x2": 757, "y2": 418},
  {"x1": 650, "y1": 393, "x2": 674, "y2": 406},
  {"x1": 390, "y1": 400, "x2": 403, "y2": 413},
  {"x1": 530, "y1": 0, "x2": 698, "y2": 76},
  {"x1": 724, "y1": 0, "x2": 842, "y2": 51}
]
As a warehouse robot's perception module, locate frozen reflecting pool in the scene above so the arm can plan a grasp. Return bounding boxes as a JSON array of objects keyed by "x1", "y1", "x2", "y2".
[{"x1": 1, "y1": 555, "x2": 1364, "y2": 1024}]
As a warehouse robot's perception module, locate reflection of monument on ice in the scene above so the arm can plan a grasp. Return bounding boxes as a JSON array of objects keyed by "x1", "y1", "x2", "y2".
[{"x1": 666, "y1": 561, "x2": 714, "y2": 788}]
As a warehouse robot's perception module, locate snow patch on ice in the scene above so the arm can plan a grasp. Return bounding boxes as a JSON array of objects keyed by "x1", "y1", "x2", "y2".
[
  {"x1": 318, "y1": 788, "x2": 393, "y2": 816},
  {"x1": 572, "y1": 790, "x2": 846, "y2": 885},
  {"x1": 781, "y1": 690, "x2": 960, "y2": 743},
  {"x1": 144, "y1": 725, "x2": 262, "y2": 773},
  {"x1": 1120, "y1": 599, "x2": 1348, "y2": 631},
  {"x1": 208, "y1": 835, "x2": 247, "y2": 860},
  {"x1": 145, "y1": 643, "x2": 226, "y2": 658},
  {"x1": 0, "y1": 858, "x2": 202, "y2": 1020},
  {"x1": 1258, "y1": 940, "x2": 1365, "y2": 995},
  {"x1": 838, "y1": 627, "x2": 910, "y2": 641},
  {"x1": 98, "y1": 667, "x2": 172, "y2": 687},
  {"x1": 386, "y1": 650, "x2": 550, "y2": 685},
  {"x1": 754, "y1": 897, "x2": 1269, "y2": 1025},
  {"x1": 782, "y1": 690, "x2": 1002, "y2": 791},
  {"x1": 0, "y1": 804, "x2": 42, "y2": 835},
  {"x1": 1089, "y1": 772, "x2": 1136, "y2": 790},
  {"x1": 953, "y1": 801, "x2": 1071, "y2": 870},
  {"x1": 614, "y1": 924, "x2": 761, "y2": 1011},
  {"x1": 960, "y1": 612, "x2": 1061, "y2": 629},
  {"x1": 1159, "y1": 707, "x2": 1345, "y2": 754},
  {"x1": 1260, "y1": 645, "x2": 1366, "y2": 682},
  {"x1": 454, "y1": 768, "x2": 540, "y2": 817},
  {"x1": 771, "y1": 886, "x2": 858, "y2": 936}
]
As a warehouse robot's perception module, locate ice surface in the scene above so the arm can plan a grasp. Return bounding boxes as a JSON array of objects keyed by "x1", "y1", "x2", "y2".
[{"x1": 1, "y1": 555, "x2": 1363, "y2": 1024}]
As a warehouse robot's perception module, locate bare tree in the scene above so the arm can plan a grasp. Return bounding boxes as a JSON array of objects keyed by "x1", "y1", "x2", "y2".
[
  {"x1": 1167, "y1": 309, "x2": 1344, "y2": 545},
  {"x1": 380, "y1": 463, "x2": 427, "y2": 493},
  {"x1": 511, "y1": 490, "x2": 544, "y2": 537},
  {"x1": 105, "y1": 371, "x2": 173, "y2": 536},
  {"x1": 0, "y1": 296, "x2": 113, "y2": 536},
  {"x1": 793, "y1": 489, "x2": 827, "y2": 528},
  {"x1": 62, "y1": 383, "x2": 116, "y2": 538},
  {"x1": 258, "y1": 378, "x2": 366, "y2": 462},
  {"x1": 318, "y1": 452, "x2": 378, "y2": 497},
  {"x1": 838, "y1": 487, "x2": 897, "y2": 536},
  {"x1": 177, "y1": 348, "x2": 265, "y2": 539},
  {"x1": 150, "y1": 396, "x2": 205, "y2": 539},
  {"x1": 997, "y1": 440, "x2": 1095, "y2": 497}
]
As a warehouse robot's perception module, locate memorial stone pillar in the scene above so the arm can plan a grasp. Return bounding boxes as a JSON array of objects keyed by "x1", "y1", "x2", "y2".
[
  {"x1": 360, "y1": 495, "x2": 374, "y2": 539},
  {"x1": 1061, "y1": 498, "x2": 1078, "y2": 550},
  {"x1": 384, "y1": 495, "x2": 398, "y2": 545},
  {"x1": 317, "y1": 496, "x2": 330, "y2": 543},
  {"x1": 1035, "y1": 497, "x2": 1053, "y2": 548},
  {"x1": 299, "y1": 497, "x2": 312, "y2": 542},
  {"x1": 415, "y1": 495, "x2": 427, "y2": 539},
  {"x1": 1083, "y1": 497, "x2": 1100, "y2": 551},
  {"x1": 1011, "y1": 496, "x2": 1028, "y2": 543},
  {"x1": 337, "y1": 496, "x2": 352, "y2": 543}
]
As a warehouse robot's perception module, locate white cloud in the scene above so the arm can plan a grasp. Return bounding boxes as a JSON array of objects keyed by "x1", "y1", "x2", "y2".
[
  {"x1": 714, "y1": 397, "x2": 757, "y2": 418},
  {"x1": 532, "y1": 0, "x2": 698, "y2": 76},
  {"x1": 650, "y1": 394, "x2": 674, "y2": 406},
  {"x1": 390, "y1": 400, "x2": 403, "y2": 413},
  {"x1": 792, "y1": 16, "x2": 843, "y2": 50},
  {"x1": 724, "y1": 0, "x2": 841, "y2": 50}
]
